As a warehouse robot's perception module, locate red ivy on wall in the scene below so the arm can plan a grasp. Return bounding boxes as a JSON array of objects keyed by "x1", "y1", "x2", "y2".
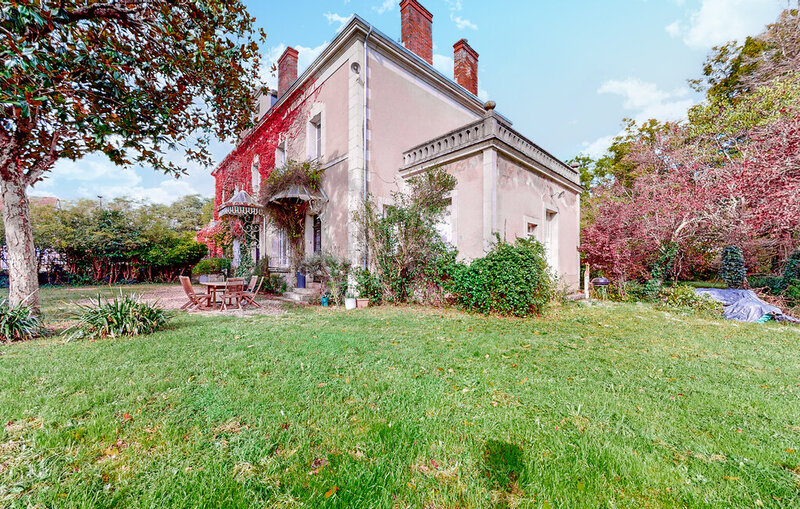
[{"x1": 211, "y1": 79, "x2": 321, "y2": 221}]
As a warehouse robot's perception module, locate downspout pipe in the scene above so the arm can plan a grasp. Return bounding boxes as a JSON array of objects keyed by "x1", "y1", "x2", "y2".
[{"x1": 363, "y1": 26, "x2": 373, "y2": 270}]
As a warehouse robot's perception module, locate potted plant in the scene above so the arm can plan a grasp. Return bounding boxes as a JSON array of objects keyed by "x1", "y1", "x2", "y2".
[
  {"x1": 344, "y1": 290, "x2": 357, "y2": 310},
  {"x1": 356, "y1": 294, "x2": 369, "y2": 309}
]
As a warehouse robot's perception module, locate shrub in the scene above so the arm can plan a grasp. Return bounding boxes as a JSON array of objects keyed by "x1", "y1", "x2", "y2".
[
  {"x1": 785, "y1": 280, "x2": 800, "y2": 308},
  {"x1": 658, "y1": 285, "x2": 721, "y2": 314},
  {"x1": 255, "y1": 257, "x2": 270, "y2": 276},
  {"x1": 192, "y1": 257, "x2": 231, "y2": 276},
  {"x1": 356, "y1": 269, "x2": 383, "y2": 306},
  {"x1": 780, "y1": 250, "x2": 800, "y2": 291},
  {"x1": 299, "y1": 252, "x2": 352, "y2": 306},
  {"x1": 67, "y1": 294, "x2": 169, "y2": 340},
  {"x1": 358, "y1": 167, "x2": 457, "y2": 304},
  {"x1": 0, "y1": 300, "x2": 43, "y2": 342},
  {"x1": 448, "y1": 237, "x2": 554, "y2": 317},
  {"x1": 263, "y1": 274, "x2": 287, "y2": 295},
  {"x1": 719, "y1": 246, "x2": 746, "y2": 288},
  {"x1": 235, "y1": 250, "x2": 254, "y2": 279},
  {"x1": 748, "y1": 275, "x2": 783, "y2": 294}
]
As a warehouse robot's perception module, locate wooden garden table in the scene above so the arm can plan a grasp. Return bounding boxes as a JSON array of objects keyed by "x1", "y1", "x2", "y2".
[{"x1": 199, "y1": 281, "x2": 245, "y2": 310}]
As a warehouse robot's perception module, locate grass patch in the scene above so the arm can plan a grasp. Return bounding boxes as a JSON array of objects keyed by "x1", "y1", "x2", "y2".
[{"x1": 0, "y1": 290, "x2": 798, "y2": 507}]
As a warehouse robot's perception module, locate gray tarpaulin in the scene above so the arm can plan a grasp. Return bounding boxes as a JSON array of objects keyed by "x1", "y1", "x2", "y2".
[{"x1": 695, "y1": 288, "x2": 799, "y2": 323}]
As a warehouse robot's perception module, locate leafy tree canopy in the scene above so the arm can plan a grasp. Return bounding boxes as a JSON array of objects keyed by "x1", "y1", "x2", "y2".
[{"x1": 1, "y1": 0, "x2": 265, "y2": 181}]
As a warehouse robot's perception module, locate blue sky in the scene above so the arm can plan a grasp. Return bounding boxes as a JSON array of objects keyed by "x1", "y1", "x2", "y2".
[{"x1": 34, "y1": 0, "x2": 788, "y2": 204}]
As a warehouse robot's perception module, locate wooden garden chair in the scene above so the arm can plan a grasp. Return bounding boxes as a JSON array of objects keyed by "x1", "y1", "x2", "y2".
[
  {"x1": 221, "y1": 279, "x2": 246, "y2": 310},
  {"x1": 240, "y1": 276, "x2": 264, "y2": 308},
  {"x1": 180, "y1": 276, "x2": 212, "y2": 310}
]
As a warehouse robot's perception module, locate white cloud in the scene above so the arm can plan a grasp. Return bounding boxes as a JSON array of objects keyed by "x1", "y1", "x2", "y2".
[
  {"x1": 261, "y1": 42, "x2": 329, "y2": 91},
  {"x1": 46, "y1": 158, "x2": 141, "y2": 187},
  {"x1": 664, "y1": 20, "x2": 682, "y2": 38},
  {"x1": 373, "y1": 0, "x2": 395, "y2": 14},
  {"x1": 451, "y1": 14, "x2": 478, "y2": 31},
  {"x1": 324, "y1": 12, "x2": 351, "y2": 33},
  {"x1": 445, "y1": 0, "x2": 477, "y2": 30},
  {"x1": 77, "y1": 179, "x2": 201, "y2": 205},
  {"x1": 580, "y1": 135, "x2": 617, "y2": 159},
  {"x1": 667, "y1": 0, "x2": 784, "y2": 49},
  {"x1": 432, "y1": 53, "x2": 454, "y2": 78},
  {"x1": 598, "y1": 78, "x2": 695, "y2": 124},
  {"x1": 580, "y1": 78, "x2": 699, "y2": 158}
]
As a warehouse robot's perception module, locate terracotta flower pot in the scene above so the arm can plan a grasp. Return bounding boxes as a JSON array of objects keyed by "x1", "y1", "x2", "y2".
[{"x1": 356, "y1": 298, "x2": 369, "y2": 309}]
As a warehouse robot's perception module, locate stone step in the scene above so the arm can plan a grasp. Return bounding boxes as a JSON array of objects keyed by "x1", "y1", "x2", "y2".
[
  {"x1": 282, "y1": 291, "x2": 314, "y2": 304},
  {"x1": 291, "y1": 287, "x2": 320, "y2": 296}
]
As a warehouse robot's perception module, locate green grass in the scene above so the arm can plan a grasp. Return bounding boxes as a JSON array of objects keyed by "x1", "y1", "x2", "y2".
[
  {"x1": 0, "y1": 291, "x2": 799, "y2": 508},
  {"x1": 0, "y1": 284, "x2": 171, "y2": 325}
]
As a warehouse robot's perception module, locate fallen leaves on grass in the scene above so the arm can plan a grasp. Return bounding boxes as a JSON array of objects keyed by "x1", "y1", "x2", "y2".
[
  {"x1": 324, "y1": 486, "x2": 339, "y2": 498},
  {"x1": 309, "y1": 457, "x2": 328, "y2": 475}
]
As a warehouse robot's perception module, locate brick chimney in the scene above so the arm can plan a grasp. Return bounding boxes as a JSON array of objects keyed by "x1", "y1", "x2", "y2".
[
  {"x1": 400, "y1": 0, "x2": 433, "y2": 65},
  {"x1": 453, "y1": 39, "x2": 478, "y2": 95},
  {"x1": 277, "y1": 47, "x2": 299, "y2": 96}
]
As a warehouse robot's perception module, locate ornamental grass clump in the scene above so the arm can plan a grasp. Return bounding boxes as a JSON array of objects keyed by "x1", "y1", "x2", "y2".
[
  {"x1": 67, "y1": 294, "x2": 169, "y2": 341},
  {"x1": 0, "y1": 299, "x2": 43, "y2": 342}
]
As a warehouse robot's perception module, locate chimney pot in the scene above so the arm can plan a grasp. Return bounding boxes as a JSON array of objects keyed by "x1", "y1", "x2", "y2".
[
  {"x1": 277, "y1": 47, "x2": 299, "y2": 96},
  {"x1": 454, "y1": 38, "x2": 479, "y2": 95},
  {"x1": 400, "y1": 0, "x2": 433, "y2": 65}
]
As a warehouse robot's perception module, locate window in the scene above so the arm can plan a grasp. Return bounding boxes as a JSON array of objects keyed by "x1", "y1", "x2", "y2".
[
  {"x1": 272, "y1": 227, "x2": 290, "y2": 267},
  {"x1": 544, "y1": 210, "x2": 559, "y2": 274},
  {"x1": 313, "y1": 216, "x2": 322, "y2": 254},
  {"x1": 308, "y1": 114, "x2": 322, "y2": 160},
  {"x1": 527, "y1": 222, "x2": 538, "y2": 239},
  {"x1": 275, "y1": 140, "x2": 286, "y2": 168},
  {"x1": 251, "y1": 155, "x2": 260, "y2": 196}
]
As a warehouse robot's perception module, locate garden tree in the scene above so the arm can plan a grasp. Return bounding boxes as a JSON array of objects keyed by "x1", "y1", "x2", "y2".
[
  {"x1": 690, "y1": 4, "x2": 799, "y2": 100},
  {"x1": 580, "y1": 5, "x2": 800, "y2": 283},
  {"x1": 0, "y1": 1, "x2": 264, "y2": 311},
  {"x1": 719, "y1": 246, "x2": 747, "y2": 288},
  {"x1": 149, "y1": 194, "x2": 213, "y2": 233}
]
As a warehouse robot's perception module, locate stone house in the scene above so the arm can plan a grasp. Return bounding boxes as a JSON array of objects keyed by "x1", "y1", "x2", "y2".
[{"x1": 206, "y1": 0, "x2": 582, "y2": 288}]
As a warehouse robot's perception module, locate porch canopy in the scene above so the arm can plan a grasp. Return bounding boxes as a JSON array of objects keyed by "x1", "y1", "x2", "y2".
[
  {"x1": 218, "y1": 189, "x2": 263, "y2": 218},
  {"x1": 268, "y1": 185, "x2": 328, "y2": 213}
]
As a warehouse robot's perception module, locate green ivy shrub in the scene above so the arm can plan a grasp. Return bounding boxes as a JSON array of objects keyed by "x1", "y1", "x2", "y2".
[
  {"x1": 192, "y1": 257, "x2": 231, "y2": 276},
  {"x1": 719, "y1": 246, "x2": 746, "y2": 288},
  {"x1": 356, "y1": 269, "x2": 384, "y2": 306},
  {"x1": 448, "y1": 238, "x2": 554, "y2": 317},
  {"x1": 0, "y1": 300, "x2": 43, "y2": 342},
  {"x1": 67, "y1": 294, "x2": 169, "y2": 341},
  {"x1": 262, "y1": 274, "x2": 288, "y2": 295},
  {"x1": 658, "y1": 285, "x2": 721, "y2": 314},
  {"x1": 780, "y1": 250, "x2": 800, "y2": 291},
  {"x1": 785, "y1": 280, "x2": 800, "y2": 308},
  {"x1": 747, "y1": 275, "x2": 783, "y2": 294}
]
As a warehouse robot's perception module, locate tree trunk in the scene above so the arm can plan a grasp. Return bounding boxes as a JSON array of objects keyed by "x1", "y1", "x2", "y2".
[{"x1": 1, "y1": 176, "x2": 40, "y2": 312}]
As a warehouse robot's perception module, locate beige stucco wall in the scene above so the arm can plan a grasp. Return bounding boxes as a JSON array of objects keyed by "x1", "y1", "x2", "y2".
[
  {"x1": 432, "y1": 151, "x2": 580, "y2": 289},
  {"x1": 366, "y1": 50, "x2": 481, "y2": 202},
  {"x1": 495, "y1": 154, "x2": 580, "y2": 289}
]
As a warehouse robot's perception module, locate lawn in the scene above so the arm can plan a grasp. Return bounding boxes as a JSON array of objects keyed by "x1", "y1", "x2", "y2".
[{"x1": 0, "y1": 289, "x2": 798, "y2": 508}]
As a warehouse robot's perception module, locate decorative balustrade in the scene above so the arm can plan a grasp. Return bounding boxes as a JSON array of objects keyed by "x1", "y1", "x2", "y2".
[{"x1": 401, "y1": 115, "x2": 579, "y2": 185}]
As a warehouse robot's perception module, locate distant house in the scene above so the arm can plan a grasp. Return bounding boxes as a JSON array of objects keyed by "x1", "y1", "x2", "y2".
[{"x1": 208, "y1": 0, "x2": 582, "y2": 288}]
